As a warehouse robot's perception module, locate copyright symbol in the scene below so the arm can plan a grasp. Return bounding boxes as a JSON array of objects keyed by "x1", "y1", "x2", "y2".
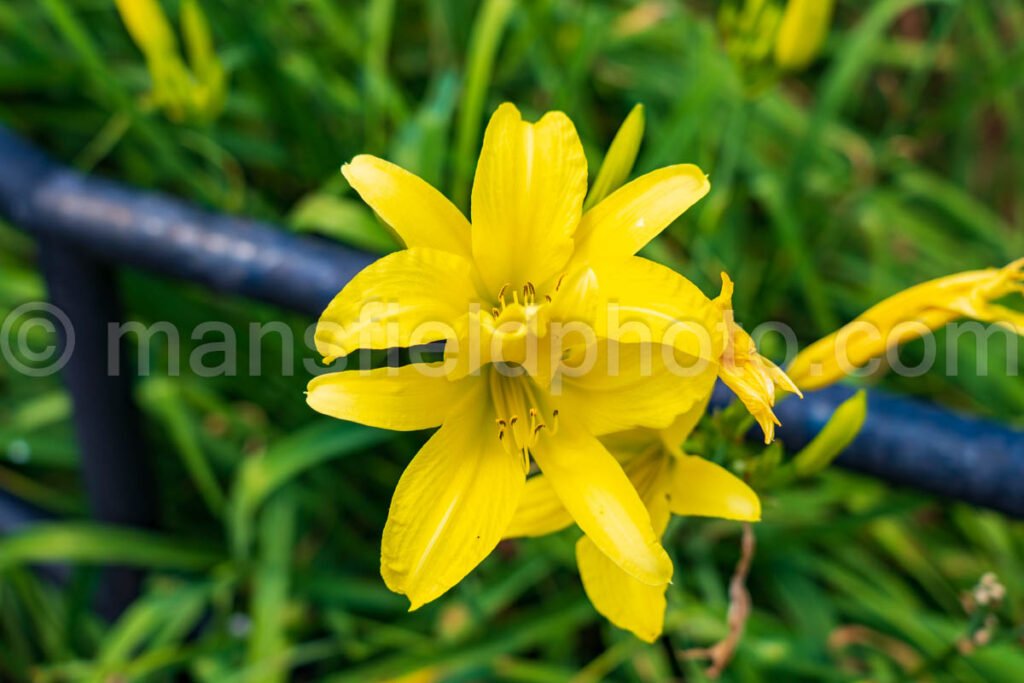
[{"x1": 1, "y1": 302, "x2": 74, "y2": 377}]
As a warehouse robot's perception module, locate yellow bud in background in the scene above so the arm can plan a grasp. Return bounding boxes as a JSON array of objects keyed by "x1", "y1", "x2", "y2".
[
  {"x1": 584, "y1": 104, "x2": 645, "y2": 210},
  {"x1": 181, "y1": 0, "x2": 217, "y2": 78},
  {"x1": 774, "y1": 0, "x2": 836, "y2": 70},
  {"x1": 114, "y1": 0, "x2": 227, "y2": 123},
  {"x1": 114, "y1": 0, "x2": 178, "y2": 59},
  {"x1": 181, "y1": 0, "x2": 227, "y2": 119}
]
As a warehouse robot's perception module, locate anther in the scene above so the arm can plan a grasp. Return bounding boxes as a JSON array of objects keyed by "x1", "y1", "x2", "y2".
[
  {"x1": 544, "y1": 294, "x2": 552, "y2": 304},
  {"x1": 498, "y1": 283, "x2": 509, "y2": 301},
  {"x1": 555, "y1": 273, "x2": 566, "y2": 291},
  {"x1": 491, "y1": 307, "x2": 500, "y2": 318}
]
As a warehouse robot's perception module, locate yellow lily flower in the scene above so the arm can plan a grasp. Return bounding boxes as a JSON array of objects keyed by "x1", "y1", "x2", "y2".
[
  {"x1": 506, "y1": 401, "x2": 760, "y2": 642},
  {"x1": 504, "y1": 279, "x2": 794, "y2": 641},
  {"x1": 307, "y1": 103, "x2": 725, "y2": 609},
  {"x1": 788, "y1": 260, "x2": 1024, "y2": 392},
  {"x1": 715, "y1": 273, "x2": 802, "y2": 442}
]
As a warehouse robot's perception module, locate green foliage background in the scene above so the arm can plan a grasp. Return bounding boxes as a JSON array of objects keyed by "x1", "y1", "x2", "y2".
[{"x1": 1, "y1": 0, "x2": 1023, "y2": 680}]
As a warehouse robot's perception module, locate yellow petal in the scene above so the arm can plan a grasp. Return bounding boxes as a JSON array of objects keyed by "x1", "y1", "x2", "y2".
[
  {"x1": 306, "y1": 365, "x2": 471, "y2": 431},
  {"x1": 715, "y1": 273, "x2": 801, "y2": 443},
  {"x1": 657, "y1": 396, "x2": 711, "y2": 456},
  {"x1": 471, "y1": 103, "x2": 587, "y2": 293},
  {"x1": 530, "y1": 417, "x2": 672, "y2": 586},
  {"x1": 596, "y1": 257, "x2": 724, "y2": 363},
  {"x1": 503, "y1": 473, "x2": 574, "y2": 538},
  {"x1": 584, "y1": 103, "x2": 645, "y2": 210},
  {"x1": 342, "y1": 155, "x2": 472, "y2": 257},
  {"x1": 667, "y1": 455, "x2": 761, "y2": 521},
  {"x1": 575, "y1": 165, "x2": 709, "y2": 265},
  {"x1": 555, "y1": 341, "x2": 718, "y2": 436},
  {"x1": 381, "y1": 382, "x2": 525, "y2": 609},
  {"x1": 575, "y1": 454, "x2": 672, "y2": 642},
  {"x1": 576, "y1": 535, "x2": 667, "y2": 643},
  {"x1": 787, "y1": 260, "x2": 1024, "y2": 392},
  {"x1": 314, "y1": 248, "x2": 481, "y2": 360}
]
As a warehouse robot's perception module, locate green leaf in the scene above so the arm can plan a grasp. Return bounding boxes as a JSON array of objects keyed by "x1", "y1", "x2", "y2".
[
  {"x1": 246, "y1": 490, "x2": 297, "y2": 683},
  {"x1": 229, "y1": 420, "x2": 390, "y2": 558},
  {"x1": 0, "y1": 523, "x2": 223, "y2": 571},
  {"x1": 288, "y1": 194, "x2": 400, "y2": 254},
  {"x1": 138, "y1": 377, "x2": 226, "y2": 516},
  {"x1": 451, "y1": 0, "x2": 516, "y2": 208}
]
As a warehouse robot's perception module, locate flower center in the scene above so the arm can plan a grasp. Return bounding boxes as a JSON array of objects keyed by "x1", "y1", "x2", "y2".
[
  {"x1": 489, "y1": 282, "x2": 550, "y2": 368},
  {"x1": 488, "y1": 369, "x2": 558, "y2": 468}
]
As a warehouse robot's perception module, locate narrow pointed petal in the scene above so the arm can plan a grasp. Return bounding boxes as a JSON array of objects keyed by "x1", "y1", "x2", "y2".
[
  {"x1": 306, "y1": 365, "x2": 471, "y2": 431},
  {"x1": 556, "y1": 342, "x2": 718, "y2": 436},
  {"x1": 342, "y1": 155, "x2": 472, "y2": 256},
  {"x1": 667, "y1": 455, "x2": 761, "y2": 521},
  {"x1": 575, "y1": 459, "x2": 672, "y2": 642},
  {"x1": 381, "y1": 382, "x2": 525, "y2": 609},
  {"x1": 503, "y1": 474, "x2": 574, "y2": 538},
  {"x1": 657, "y1": 398, "x2": 711, "y2": 455},
  {"x1": 576, "y1": 535, "x2": 667, "y2": 642},
  {"x1": 531, "y1": 417, "x2": 672, "y2": 586},
  {"x1": 314, "y1": 248, "x2": 481, "y2": 360},
  {"x1": 596, "y1": 257, "x2": 724, "y2": 363},
  {"x1": 575, "y1": 165, "x2": 709, "y2": 264},
  {"x1": 471, "y1": 103, "x2": 587, "y2": 293}
]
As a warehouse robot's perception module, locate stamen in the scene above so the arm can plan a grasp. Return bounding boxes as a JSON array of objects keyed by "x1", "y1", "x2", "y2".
[
  {"x1": 498, "y1": 283, "x2": 509, "y2": 301},
  {"x1": 551, "y1": 409, "x2": 559, "y2": 435},
  {"x1": 544, "y1": 294, "x2": 552, "y2": 304},
  {"x1": 491, "y1": 307, "x2": 500, "y2": 318},
  {"x1": 521, "y1": 281, "x2": 536, "y2": 305},
  {"x1": 555, "y1": 273, "x2": 566, "y2": 292}
]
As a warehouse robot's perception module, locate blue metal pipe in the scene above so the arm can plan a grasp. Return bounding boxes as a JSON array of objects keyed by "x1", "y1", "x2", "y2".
[{"x1": 1, "y1": 125, "x2": 1023, "y2": 518}]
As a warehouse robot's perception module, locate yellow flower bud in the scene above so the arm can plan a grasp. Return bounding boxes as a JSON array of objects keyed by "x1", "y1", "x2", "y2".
[
  {"x1": 585, "y1": 104, "x2": 645, "y2": 210},
  {"x1": 791, "y1": 390, "x2": 866, "y2": 477},
  {"x1": 788, "y1": 260, "x2": 1024, "y2": 391},
  {"x1": 774, "y1": 0, "x2": 835, "y2": 70},
  {"x1": 115, "y1": 0, "x2": 178, "y2": 59}
]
